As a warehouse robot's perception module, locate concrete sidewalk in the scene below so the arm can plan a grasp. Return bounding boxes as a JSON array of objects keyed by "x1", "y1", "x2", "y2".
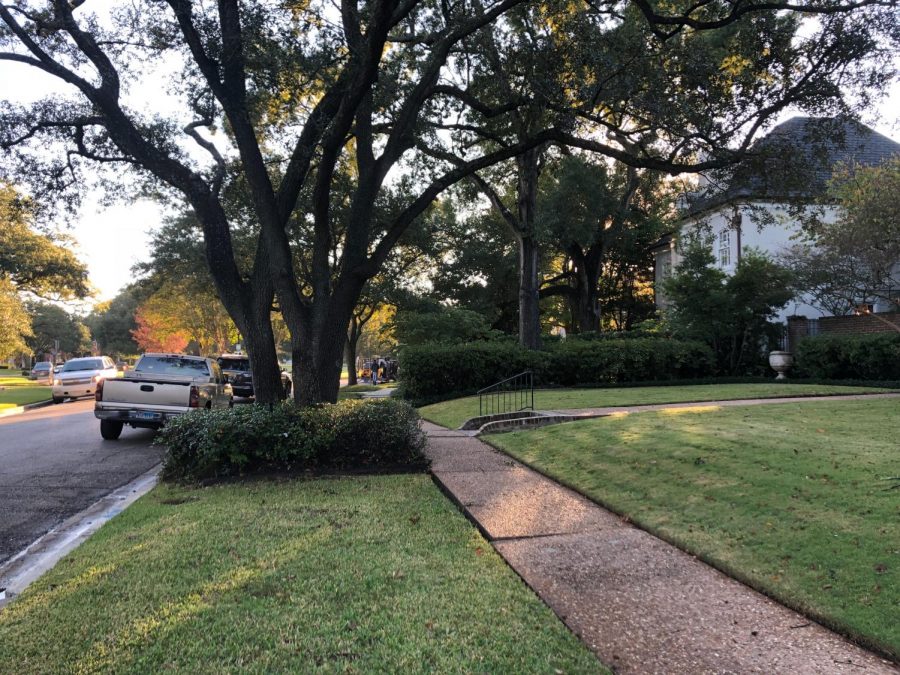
[{"x1": 424, "y1": 421, "x2": 898, "y2": 674}]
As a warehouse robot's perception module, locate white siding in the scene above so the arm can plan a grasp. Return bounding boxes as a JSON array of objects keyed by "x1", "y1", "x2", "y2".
[{"x1": 672, "y1": 201, "x2": 842, "y2": 322}]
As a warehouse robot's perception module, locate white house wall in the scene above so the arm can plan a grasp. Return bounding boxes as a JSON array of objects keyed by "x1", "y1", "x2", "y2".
[{"x1": 671, "y1": 201, "x2": 840, "y2": 322}]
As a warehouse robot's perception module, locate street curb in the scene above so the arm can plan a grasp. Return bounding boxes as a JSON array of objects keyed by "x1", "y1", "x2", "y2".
[
  {"x1": 0, "y1": 464, "x2": 161, "y2": 608},
  {"x1": 0, "y1": 399, "x2": 54, "y2": 419}
]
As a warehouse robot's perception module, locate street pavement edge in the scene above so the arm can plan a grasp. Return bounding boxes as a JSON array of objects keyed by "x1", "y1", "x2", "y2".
[{"x1": 0, "y1": 464, "x2": 161, "y2": 608}]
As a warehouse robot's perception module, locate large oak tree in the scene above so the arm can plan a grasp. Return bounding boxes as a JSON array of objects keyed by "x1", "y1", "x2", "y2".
[{"x1": 1, "y1": 0, "x2": 896, "y2": 403}]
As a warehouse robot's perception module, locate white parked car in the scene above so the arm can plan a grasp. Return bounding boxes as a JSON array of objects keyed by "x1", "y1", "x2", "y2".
[{"x1": 52, "y1": 356, "x2": 119, "y2": 403}]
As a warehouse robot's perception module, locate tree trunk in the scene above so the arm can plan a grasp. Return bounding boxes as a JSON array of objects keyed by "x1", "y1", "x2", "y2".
[
  {"x1": 200, "y1": 248, "x2": 284, "y2": 403},
  {"x1": 518, "y1": 233, "x2": 542, "y2": 349},
  {"x1": 241, "y1": 313, "x2": 283, "y2": 403},
  {"x1": 566, "y1": 245, "x2": 603, "y2": 334},
  {"x1": 516, "y1": 149, "x2": 542, "y2": 350},
  {"x1": 288, "y1": 285, "x2": 359, "y2": 405},
  {"x1": 572, "y1": 280, "x2": 599, "y2": 333},
  {"x1": 345, "y1": 316, "x2": 359, "y2": 386}
]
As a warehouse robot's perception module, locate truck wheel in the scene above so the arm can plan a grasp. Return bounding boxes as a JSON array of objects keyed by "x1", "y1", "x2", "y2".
[
  {"x1": 52, "y1": 396, "x2": 64, "y2": 404},
  {"x1": 100, "y1": 420, "x2": 124, "y2": 440}
]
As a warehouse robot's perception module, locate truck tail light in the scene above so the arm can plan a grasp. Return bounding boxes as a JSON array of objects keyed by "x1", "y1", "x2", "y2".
[
  {"x1": 189, "y1": 385, "x2": 200, "y2": 408},
  {"x1": 95, "y1": 378, "x2": 104, "y2": 402}
]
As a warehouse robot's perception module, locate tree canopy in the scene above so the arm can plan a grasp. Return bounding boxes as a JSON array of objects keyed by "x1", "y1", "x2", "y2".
[
  {"x1": 24, "y1": 300, "x2": 91, "y2": 357},
  {"x1": 1, "y1": 0, "x2": 896, "y2": 402},
  {"x1": 781, "y1": 156, "x2": 900, "y2": 323},
  {"x1": 664, "y1": 239, "x2": 793, "y2": 373},
  {"x1": 0, "y1": 182, "x2": 90, "y2": 301}
]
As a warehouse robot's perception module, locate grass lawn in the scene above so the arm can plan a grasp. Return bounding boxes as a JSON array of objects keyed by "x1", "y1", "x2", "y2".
[
  {"x1": 0, "y1": 376, "x2": 51, "y2": 409},
  {"x1": 343, "y1": 382, "x2": 396, "y2": 391},
  {"x1": 0, "y1": 474, "x2": 602, "y2": 674},
  {"x1": 419, "y1": 382, "x2": 897, "y2": 429},
  {"x1": 338, "y1": 382, "x2": 398, "y2": 400},
  {"x1": 488, "y1": 399, "x2": 900, "y2": 659}
]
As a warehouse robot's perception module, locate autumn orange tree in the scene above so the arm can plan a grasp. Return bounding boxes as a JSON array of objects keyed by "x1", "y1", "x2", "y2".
[{"x1": 131, "y1": 305, "x2": 190, "y2": 354}]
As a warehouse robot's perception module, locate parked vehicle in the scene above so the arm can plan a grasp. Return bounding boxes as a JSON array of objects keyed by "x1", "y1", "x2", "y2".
[
  {"x1": 52, "y1": 356, "x2": 119, "y2": 403},
  {"x1": 30, "y1": 361, "x2": 52, "y2": 381},
  {"x1": 217, "y1": 354, "x2": 292, "y2": 398},
  {"x1": 94, "y1": 353, "x2": 233, "y2": 440}
]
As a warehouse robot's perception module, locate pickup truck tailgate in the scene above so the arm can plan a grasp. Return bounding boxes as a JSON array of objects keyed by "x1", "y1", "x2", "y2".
[{"x1": 101, "y1": 378, "x2": 191, "y2": 408}]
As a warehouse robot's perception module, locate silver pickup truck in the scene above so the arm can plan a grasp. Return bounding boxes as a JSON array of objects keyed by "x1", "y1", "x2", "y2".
[{"x1": 94, "y1": 353, "x2": 233, "y2": 440}]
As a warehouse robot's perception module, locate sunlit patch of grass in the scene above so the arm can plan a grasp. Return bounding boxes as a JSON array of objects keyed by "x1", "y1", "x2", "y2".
[
  {"x1": 489, "y1": 399, "x2": 900, "y2": 659},
  {"x1": 0, "y1": 375, "x2": 51, "y2": 407},
  {"x1": 659, "y1": 405, "x2": 721, "y2": 415},
  {"x1": 419, "y1": 382, "x2": 898, "y2": 429},
  {"x1": 0, "y1": 383, "x2": 51, "y2": 408},
  {"x1": 0, "y1": 475, "x2": 602, "y2": 673}
]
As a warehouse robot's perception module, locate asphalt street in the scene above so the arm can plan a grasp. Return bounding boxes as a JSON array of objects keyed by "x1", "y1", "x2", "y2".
[{"x1": 0, "y1": 399, "x2": 164, "y2": 566}]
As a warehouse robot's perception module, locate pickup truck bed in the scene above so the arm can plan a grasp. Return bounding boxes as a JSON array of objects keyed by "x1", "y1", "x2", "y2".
[
  {"x1": 94, "y1": 353, "x2": 232, "y2": 439},
  {"x1": 95, "y1": 377, "x2": 197, "y2": 429}
]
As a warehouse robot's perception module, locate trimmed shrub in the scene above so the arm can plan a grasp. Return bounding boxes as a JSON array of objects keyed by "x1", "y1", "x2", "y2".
[
  {"x1": 157, "y1": 398, "x2": 428, "y2": 481},
  {"x1": 398, "y1": 337, "x2": 715, "y2": 403},
  {"x1": 795, "y1": 333, "x2": 900, "y2": 380}
]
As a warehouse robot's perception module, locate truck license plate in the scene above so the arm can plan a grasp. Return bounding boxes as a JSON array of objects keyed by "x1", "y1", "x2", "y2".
[{"x1": 134, "y1": 411, "x2": 161, "y2": 420}]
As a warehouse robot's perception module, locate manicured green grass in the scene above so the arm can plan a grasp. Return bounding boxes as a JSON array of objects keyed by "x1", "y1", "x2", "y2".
[
  {"x1": 488, "y1": 399, "x2": 900, "y2": 659},
  {"x1": 0, "y1": 376, "x2": 51, "y2": 408},
  {"x1": 419, "y1": 382, "x2": 897, "y2": 429},
  {"x1": 0, "y1": 475, "x2": 602, "y2": 673}
]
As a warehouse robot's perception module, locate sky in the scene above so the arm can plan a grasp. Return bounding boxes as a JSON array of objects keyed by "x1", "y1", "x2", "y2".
[{"x1": 1, "y1": 21, "x2": 899, "y2": 306}]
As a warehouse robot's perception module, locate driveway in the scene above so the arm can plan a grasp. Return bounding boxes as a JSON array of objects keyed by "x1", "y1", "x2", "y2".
[{"x1": 0, "y1": 399, "x2": 164, "y2": 566}]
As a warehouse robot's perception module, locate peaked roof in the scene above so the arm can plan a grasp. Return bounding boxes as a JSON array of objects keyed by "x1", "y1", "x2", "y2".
[{"x1": 683, "y1": 116, "x2": 900, "y2": 216}]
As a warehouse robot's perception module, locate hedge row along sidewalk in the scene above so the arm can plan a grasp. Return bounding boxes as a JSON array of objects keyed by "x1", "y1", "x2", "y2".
[
  {"x1": 423, "y1": 417, "x2": 899, "y2": 673},
  {"x1": 0, "y1": 475, "x2": 602, "y2": 673}
]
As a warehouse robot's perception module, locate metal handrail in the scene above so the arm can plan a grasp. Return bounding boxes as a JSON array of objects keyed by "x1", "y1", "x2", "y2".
[{"x1": 477, "y1": 371, "x2": 534, "y2": 418}]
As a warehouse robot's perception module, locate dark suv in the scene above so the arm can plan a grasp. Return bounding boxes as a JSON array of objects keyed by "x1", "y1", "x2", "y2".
[{"x1": 217, "y1": 354, "x2": 292, "y2": 398}]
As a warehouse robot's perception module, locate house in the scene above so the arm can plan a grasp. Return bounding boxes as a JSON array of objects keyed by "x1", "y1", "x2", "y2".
[{"x1": 652, "y1": 117, "x2": 900, "y2": 322}]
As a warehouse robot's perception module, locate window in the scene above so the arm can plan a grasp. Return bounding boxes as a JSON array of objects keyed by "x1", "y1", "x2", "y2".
[
  {"x1": 136, "y1": 356, "x2": 210, "y2": 377},
  {"x1": 61, "y1": 358, "x2": 104, "y2": 372},
  {"x1": 719, "y1": 229, "x2": 731, "y2": 266}
]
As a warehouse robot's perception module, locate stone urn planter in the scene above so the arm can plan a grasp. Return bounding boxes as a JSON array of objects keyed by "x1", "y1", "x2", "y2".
[{"x1": 769, "y1": 350, "x2": 794, "y2": 380}]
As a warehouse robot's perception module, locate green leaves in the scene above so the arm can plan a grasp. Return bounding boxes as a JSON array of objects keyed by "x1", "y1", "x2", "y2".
[
  {"x1": 664, "y1": 239, "x2": 793, "y2": 374},
  {"x1": 157, "y1": 399, "x2": 428, "y2": 481},
  {"x1": 0, "y1": 183, "x2": 90, "y2": 301}
]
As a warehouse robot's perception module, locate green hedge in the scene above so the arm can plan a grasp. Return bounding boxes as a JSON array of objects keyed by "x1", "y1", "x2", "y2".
[
  {"x1": 157, "y1": 399, "x2": 428, "y2": 481},
  {"x1": 398, "y1": 338, "x2": 715, "y2": 403},
  {"x1": 795, "y1": 333, "x2": 900, "y2": 380}
]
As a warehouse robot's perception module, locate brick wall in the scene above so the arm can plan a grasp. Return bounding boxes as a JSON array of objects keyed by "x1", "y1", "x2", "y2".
[
  {"x1": 818, "y1": 312, "x2": 900, "y2": 336},
  {"x1": 786, "y1": 313, "x2": 900, "y2": 350}
]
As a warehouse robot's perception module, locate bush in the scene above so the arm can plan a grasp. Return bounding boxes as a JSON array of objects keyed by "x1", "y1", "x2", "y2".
[
  {"x1": 795, "y1": 333, "x2": 900, "y2": 380},
  {"x1": 398, "y1": 337, "x2": 715, "y2": 403},
  {"x1": 158, "y1": 399, "x2": 428, "y2": 481}
]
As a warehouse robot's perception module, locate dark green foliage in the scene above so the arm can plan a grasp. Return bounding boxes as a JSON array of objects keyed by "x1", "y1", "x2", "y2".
[
  {"x1": 398, "y1": 338, "x2": 715, "y2": 402},
  {"x1": 664, "y1": 241, "x2": 793, "y2": 374},
  {"x1": 157, "y1": 399, "x2": 428, "y2": 481},
  {"x1": 25, "y1": 301, "x2": 90, "y2": 356},
  {"x1": 84, "y1": 285, "x2": 142, "y2": 356},
  {"x1": 795, "y1": 333, "x2": 900, "y2": 380},
  {"x1": 390, "y1": 306, "x2": 503, "y2": 347},
  {"x1": 540, "y1": 339, "x2": 715, "y2": 387}
]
